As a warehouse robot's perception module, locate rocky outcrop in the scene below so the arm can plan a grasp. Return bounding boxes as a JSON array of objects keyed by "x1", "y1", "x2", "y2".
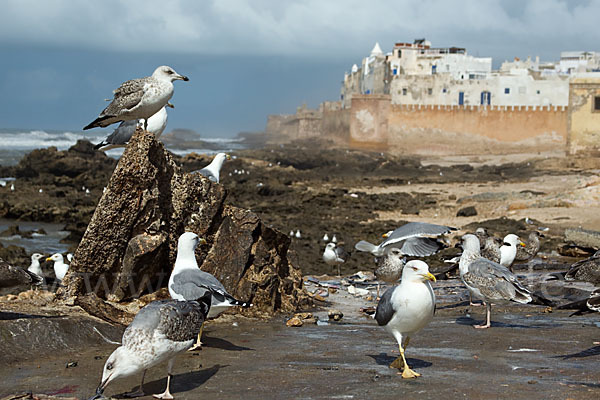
[{"x1": 60, "y1": 128, "x2": 304, "y2": 321}]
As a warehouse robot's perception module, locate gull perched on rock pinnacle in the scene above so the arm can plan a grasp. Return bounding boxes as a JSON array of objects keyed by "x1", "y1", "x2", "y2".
[
  {"x1": 94, "y1": 103, "x2": 174, "y2": 151},
  {"x1": 169, "y1": 232, "x2": 251, "y2": 349},
  {"x1": 459, "y1": 234, "x2": 533, "y2": 329},
  {"x1": 46, "y1": 253, "x2": 69, "y2": 281},
  {"x1": 91, "y1": 294, "x2": 212, "y2": 400},
  {"x1": 355, "y1": 222, "x2": 456, "y2": 257},
  {"x1": 196, "y1": 153, "x2": 230, "y2": 183},
  {"x1": 84, "y1": 66, "x2": 188, "y2": 130},
  {"x1": 374, "y1": 260, "x2": 436, "y2": 378}
]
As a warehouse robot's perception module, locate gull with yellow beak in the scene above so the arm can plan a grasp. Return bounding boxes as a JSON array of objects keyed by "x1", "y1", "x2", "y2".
[
  {"x1": 459, "y1": 234, "x2": 532, "y2": 329},
  {"x1": 168, "y1": 232, "x2": 252, "y2": 350},
  {"x1": 374, "y1": 260, "x2": 436, "y2": 379},
  {"x1": 195, "y1": 152, "x2": 231, "y2": 183}
]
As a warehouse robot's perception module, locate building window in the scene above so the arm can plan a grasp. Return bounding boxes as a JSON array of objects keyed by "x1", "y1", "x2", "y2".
[
  {"x1": 402, "y1": 88, "x2": 407, "y2": 95},
  {"x1": 393, "y1": 68, "x2": 398, "y2": 75},
  {"x1": 537, "y1": 90, "x2": 541, "y2": 94},
  {"x1": 428, "y1": 88, "x2": 433, "y2": 95},
  {"x1": 504, "y1": 88, "x2": 510, "y2": 94},
  {"x1": 442, "y1": 88, "x2": 447, "y2": 93},
  {"x1": 594, "y1": 96, "x2": 600, "y2": 111}
]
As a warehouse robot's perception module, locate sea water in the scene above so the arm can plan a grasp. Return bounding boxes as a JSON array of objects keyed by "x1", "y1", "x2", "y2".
[{"x1": 0, "y1": 128, "x2": 247, "y2": 166}]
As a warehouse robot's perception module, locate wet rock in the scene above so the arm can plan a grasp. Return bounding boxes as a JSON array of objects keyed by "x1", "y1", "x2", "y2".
[
  {"x1": 61, "y1": 129, "x2": 304, "y2": 320},
  {"x1": 564, "y1": 228, "x2": 600, "y2": 250},
  {"x1": 286, "y1": 316, "x2": 303, "y2": 327},
  {"x1": 328, "y1": 309, "x2": 343, "y2": 321},
  {"x1": 456, "y1": 206, "x2": 477, "y2": 217}
]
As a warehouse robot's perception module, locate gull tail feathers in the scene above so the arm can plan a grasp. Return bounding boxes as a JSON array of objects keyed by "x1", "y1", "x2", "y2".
[{"x1": 354, "y1": 240, "x2": 378, "y2": 253}]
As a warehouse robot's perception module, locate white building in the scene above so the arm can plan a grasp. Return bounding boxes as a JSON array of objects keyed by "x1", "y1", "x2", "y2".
[{"x1": 342, "y1": 39, "x2": 599, "y2": 109}]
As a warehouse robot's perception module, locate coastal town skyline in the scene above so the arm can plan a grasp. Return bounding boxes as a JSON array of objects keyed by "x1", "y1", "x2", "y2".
[{"x1": 0, "y1": 0, "x2": 598, "y2": 136}]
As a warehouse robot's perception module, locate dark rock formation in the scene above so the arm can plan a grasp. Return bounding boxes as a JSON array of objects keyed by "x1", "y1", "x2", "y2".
[
  {"x1": 61, "y1": 128, "x2": 304, "y2": 321},
  {"x1": 457, "y1": 206, "x2": 477, "y2": 217}
]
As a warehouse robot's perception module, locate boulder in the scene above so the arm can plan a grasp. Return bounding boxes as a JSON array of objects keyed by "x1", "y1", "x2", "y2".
[{"x1": 60, "y1": 128, "x2": 304, "y2": 321}]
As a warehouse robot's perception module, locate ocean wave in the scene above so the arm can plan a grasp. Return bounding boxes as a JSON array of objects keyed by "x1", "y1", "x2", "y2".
[{"x1": 0, "y1": 129, "x2": 105, "y2": 150}]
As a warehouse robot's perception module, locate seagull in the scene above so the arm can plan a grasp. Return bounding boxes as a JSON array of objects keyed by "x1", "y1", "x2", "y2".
[
  {"x1": 27, "y1": 253, "x2": 45, "y2": 277},
  {"x1": 46, "y1": 253, "x2": 69, "y2": 281},
  {"x1": 331, "y1": 234, "x2": 337, "y2": 243},
  {"x1": 459, "y1": 234, "x2": 532, "y2": 329},
  {"x1": 196, "y1": 153, "x2": 231, "y2": 183},
  {"x1": 84, "y1": 66, "x2": 188, "y2": 130},
  {"x1": 499, "y1": 234, "x2": 526, "y2": 272},
  {"x1": 66, "y1": 253, "x2": 73, "y2": 263},
  {"x1": 0, "y1": 257, "x2": 43, "y2": 288},
  {"x1": 94, "y1": 103, "x2": 174, "y2": 151},
  {"x1": 168, "y1": 232, "x2": 251, "y2": 349},
  {"x1": 295, "y1": 230, "x2": 301, "y2": 239},
  {"x1": 355, "y1": 222, "x2": 456, "y2": 257},
  {"x1": 515, "y1": 231, "x2": 543, "y2": 262},
  {"x1": 322, "y1": 233, "x2": 329, "y2": 242},
  {"x1": 91, "y1": 294, "x2": 212, "y2": 400},
  {"x1": 565, "y1": 249, "x2": 600, "y2": 284},
  {"x1": 322, "y1": 242, "x2": 349, "y2": 276},
  {"x1": 374, "y1": 248, "x2": 406, "y2": 296},
  {"x1": 374, "y1": 260, "x2": 436, "y2": 379}
]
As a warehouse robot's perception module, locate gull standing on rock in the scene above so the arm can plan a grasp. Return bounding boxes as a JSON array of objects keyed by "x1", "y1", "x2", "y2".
[
  {"x1": 322, "y1": 233, "x2": 329, "y2": 242},
  {"x1": 27, "y1": 253, "x2": 45, "y2": 277},
  {"x1": 84, "y1": 66, "x2": 188, "y2": 130},
  {"x1": 94, "y1": 104, "x2": 174, "y2": 151},
  {"x1": 168, "y1": 232, "x2": 251, "y2": 349},
  {"x1": 459, "y1": 234, "x2": 532, "y2": 329},
  {"x1": 355, "y1": 222, "x2": 456, "y2": 257},
  {"x1": 0, "y1": 257, "x2": 43, "y2": 288},
  {"x1": 196, "y1": 153, "x2": 231, "y2": 183},
  {"x1": 91, "y1": 294, "x2": 212, "y2": 400},
  {"x1": 46, "y1": 253, "x2": 69, "y2": 281},
  {"x1": 374, "y1": 260, "x2": 436, "y2": 379}
]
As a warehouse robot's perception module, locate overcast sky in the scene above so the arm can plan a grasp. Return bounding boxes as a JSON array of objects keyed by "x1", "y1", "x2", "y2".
[{"x1": 1, "y1": 0, "x2": 598, "y2": 137}]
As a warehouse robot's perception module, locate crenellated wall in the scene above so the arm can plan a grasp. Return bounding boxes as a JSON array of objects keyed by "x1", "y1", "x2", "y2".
[{"x1": 348, "y1": 94, "x2": 568, "y2": 154}]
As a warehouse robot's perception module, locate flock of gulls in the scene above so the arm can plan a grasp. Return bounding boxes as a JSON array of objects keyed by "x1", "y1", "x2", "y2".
[{"x1": 0, "y1": 65, "x2": 599, "y2": 397}]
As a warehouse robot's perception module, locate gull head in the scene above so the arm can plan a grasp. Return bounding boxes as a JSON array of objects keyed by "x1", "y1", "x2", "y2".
[
  {"x1": 461, "y1": 234, "x2": 481, "y2": 253},
  {"x1": 153, "y1": 65, "x2": 189, "y2": 82},
  {"x1": 213, "y1": 152, "x2": 231, "y2": 165},
  {"x1": 402, "y1": 260, "x2": 436, "y2": 283},
  {"x1": 31, "y1": 253, "x2": 44, "y2": 262},
  {"x1": 96, "y1": 346, "x2": 142, "y2": 396},
  {"x1": 383, "y1": 247, "x2": 405, "y2": 267},
  {"x1": 46, "y1": 253, "x2": 64, "y2": 263},
  {"x1": 503, "y1": 233, "x2": 525, "y2": 248},
  {"x1": 382, "y1": 230, "x2": 394, "y2": 238},
  {"x1": 325, "y1": 242, "x2": 336, "y2": 251},
  {"x1": 177, "y1": 232, "x2": 207, "y2": 254}
]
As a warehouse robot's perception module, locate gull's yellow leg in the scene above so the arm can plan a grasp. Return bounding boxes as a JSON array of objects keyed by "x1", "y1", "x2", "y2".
[
  {"x1": 188, "y1": 321, "x2": 205, "y2": 351},
  {"x1": 399, "y1": 338, "x2": 420, "y2": 379}
]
